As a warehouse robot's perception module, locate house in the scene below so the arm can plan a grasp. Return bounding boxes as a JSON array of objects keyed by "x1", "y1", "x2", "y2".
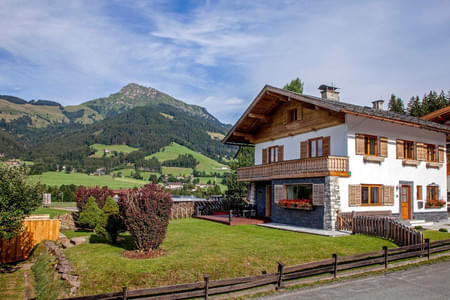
[
  {"x1": 6, "y1": 160, "x2": 22, "y2": 167},
  {"x1": 165, "y1": 182, "x2": 184, "y2": 190},
  {"x1": 223, "y1": 85, "x2": 450, "y2": 231}
]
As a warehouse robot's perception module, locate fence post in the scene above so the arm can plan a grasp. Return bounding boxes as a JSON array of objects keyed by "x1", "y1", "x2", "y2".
[
  {"x1": 204, "y1": 274, "x2": 209, "y2": 300},
  {"x1": 425, "y1": 238, "x2": 430, "y2": 260},
  {"x1": 332, "y1": 253, "x2": 338, "y2": 278},
  {"x1": 383, "y1": 246, "x2": 388, "y2": 270},
  {"x1": 229, "y1": 210, "x2": 233, "y2": 225},
  {"x1": 277, "y1": 262, "x2": 284, "y2": 289},
  {"x1": 122, "y1": 286, "x2": 127, "y2": 300},
  {"x1": 351, "y1": 212, "x2": 355, "y2": 233}
]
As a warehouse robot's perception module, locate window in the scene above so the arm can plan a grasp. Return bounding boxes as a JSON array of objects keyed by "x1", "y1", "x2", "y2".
[
  {"x1": 287, "y1": 108, "x2": 298, "y2": 123},
  {"x1": 309, "y1": 138, "x2": 323, "y2": 158},
  {"x1": 426, "y1": 144, "x2": 437, "y2": 162},
  {"x1": 361, "y1": 185, "x2": 381, "y2": 205},
  {"x1": 287, "y1": 184, "x2": 313, "y2": 200},
  {"x1": 427, "y1": 185, "x2": 438, "y2": 201},
  {"x1": 364, "y1": 135, "x2": 378, "y2": 156},
  {"x1": 403, "y1": 141, "x2": 415, "y2": 160},
  {"x1": 269, "y1": 146, "x2": 279, "y2": 163},
  {"x1": 417, "y1": 185, "x2": 422, "y2": 200}
]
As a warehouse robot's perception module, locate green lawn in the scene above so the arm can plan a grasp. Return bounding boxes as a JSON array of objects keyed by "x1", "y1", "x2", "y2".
[
  {"x1": 62, "y1": 230, "x2": 95, "y2": 239},
  {"x1": 90, "y1": 144, "x2": 139, "y2": 158},
  {"x1": 65, "y1": 218, "x2": 397, "y2": 296},
  {"x1": 32, "y1": 207, "x2": 68, "y2": 219},
  {"x1": 0, "y1": 269, "x2": 25, "y2": 300},
  {"x1": 161, "y1": 166, "x2": 193, "y2": 177},
  {"x1": 49, "y1": 202, "x2": 76, "y2": 208},
  {"x1": 146, "y1": 142, "x2": 230, "y2": 175},
  {"x1": 423, "y1": 230, "x2": 450, "y2": 241},
  {"x1": 30, "y1": 172, "x2": 147, "y2": 189},
  {"x1": 112, "y1": 168, "x2": 160, "y2": 181}
]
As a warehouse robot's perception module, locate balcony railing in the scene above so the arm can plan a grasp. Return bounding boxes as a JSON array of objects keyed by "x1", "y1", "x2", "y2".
[{"x1": 237, "y1": 156, "x2": 349, "y2": 181}]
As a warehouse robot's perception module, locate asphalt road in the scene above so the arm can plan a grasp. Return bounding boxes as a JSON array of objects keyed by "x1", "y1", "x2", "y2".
[{"x1": 258, "y1": 261, "x2": 450, "y2": 300}]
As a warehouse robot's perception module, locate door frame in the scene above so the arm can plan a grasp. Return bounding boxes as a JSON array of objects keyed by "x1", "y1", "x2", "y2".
[
  {"x1": 400, "y1": 183, "x2": 412, "y2": 220},
  {"x1": 265, "y1": 185, "x2": 272, "y2": 217}
]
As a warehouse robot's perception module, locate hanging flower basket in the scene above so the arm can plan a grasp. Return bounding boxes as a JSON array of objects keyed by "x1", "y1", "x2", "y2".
[
  {"x1": 425, "y1": 199, "x2": 446, "y2": 209},
  {"x1": 278, "y1": 199, "x2": 313, "y2": 210}
]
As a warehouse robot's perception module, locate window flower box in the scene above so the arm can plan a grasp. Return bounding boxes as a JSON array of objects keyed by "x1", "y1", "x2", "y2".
[
  {"x1": 425, "y1": 199, "x2": 446, "y2": 209},
  {"x1": 278, "y1": 199, "x2": 313, "y2": 210}
]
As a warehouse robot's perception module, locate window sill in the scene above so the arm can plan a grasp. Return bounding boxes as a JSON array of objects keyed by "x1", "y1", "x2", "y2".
[
  {"x1": 426, "y1": 162, "x2": 442, "y2": 169},
  {"x1": 402, "y1": 159, "x2": 419, "y2": 167},
  {"x1": 363, "y1": 156, "x2": 384, "y2": 163},
  {"x1": 277, "y1": 204, "x2": 314, "y2": 210}
]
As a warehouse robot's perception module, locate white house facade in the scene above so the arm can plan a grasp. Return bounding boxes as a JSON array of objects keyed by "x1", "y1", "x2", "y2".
[{"x1": 223, "y1": 85, "x2": 449, "y2": 231}]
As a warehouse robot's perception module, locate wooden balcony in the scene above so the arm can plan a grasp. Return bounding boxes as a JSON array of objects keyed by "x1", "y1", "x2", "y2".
[{"x1": 237, "y1": 156, "x2": 350, "y2": 181}]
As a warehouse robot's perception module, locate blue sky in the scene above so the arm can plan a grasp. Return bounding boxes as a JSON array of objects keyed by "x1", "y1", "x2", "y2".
[{"x1": 1, "y1": 1, "x2": 449, "y2": 124}]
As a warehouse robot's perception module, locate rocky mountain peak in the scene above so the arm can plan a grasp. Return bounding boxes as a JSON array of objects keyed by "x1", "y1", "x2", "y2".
[{"x1": 119, "y1": 83, "x2": 158, "y2": 99}]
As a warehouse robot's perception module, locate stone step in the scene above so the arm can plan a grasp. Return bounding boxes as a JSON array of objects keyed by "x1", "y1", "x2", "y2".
[{"x1": 409, "y1": 219, "x2": 426, "y2": 225}]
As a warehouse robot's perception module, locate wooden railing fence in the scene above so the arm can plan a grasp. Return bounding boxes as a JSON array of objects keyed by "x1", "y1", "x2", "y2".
[
  {"x1": 61, "y1": 238, "x2": 450, "y2": 300},
  {"x1": 352, "y1": 216, "x2": 423, "y2": 246}
]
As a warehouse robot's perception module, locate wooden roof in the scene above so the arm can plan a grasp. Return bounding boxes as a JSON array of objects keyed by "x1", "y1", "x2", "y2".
[
  {"x1": 223, "y1": 86, "x2": 450, "y2": 145},
  {"x1": 422, "y1": 105, "x2": 450, "y2": 125}
]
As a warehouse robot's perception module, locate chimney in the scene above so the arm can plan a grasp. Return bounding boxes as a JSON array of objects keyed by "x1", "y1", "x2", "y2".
[
  {"x1": 372, "y1": 100, "x2": 384, "y2": 110},
  {"x1": 318, "y1": 84, "x2": 339, "y2": 101}
]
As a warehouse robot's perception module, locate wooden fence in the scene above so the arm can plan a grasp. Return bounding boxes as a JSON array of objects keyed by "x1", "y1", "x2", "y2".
[
  {"x1": 352, "y1": 216, "x2": 423, "y2": 246},
  {"x1": 0, "y1": 218, "x2": 60, "y2": 263},
  {"x1": 61, "y1": 238, "x2": 450, "y2": 300}
]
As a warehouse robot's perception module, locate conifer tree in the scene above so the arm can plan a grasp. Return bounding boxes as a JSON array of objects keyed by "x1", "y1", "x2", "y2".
[
  {"x1": 283, "y1": 77, "x2": 304, "y2": 94},
  {"x1": 407, "y1": 96, "x2": 422, "y2": 117},
  {"x1": 388, "y1": 94, "x2": 405, "y2": 114}
]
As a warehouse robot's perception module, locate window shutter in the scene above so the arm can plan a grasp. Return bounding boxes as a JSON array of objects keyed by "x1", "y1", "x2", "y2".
[
  {"x1": 300, "y1": 141, "x2": 308, "y2": 159},
  {"x1": 262, "y1": 148, "x2": 268, "y2": 164},
  {"x1": 383, "y1": 185, "x2": 394, "y2": 206},
  {"x1": 438, "y1": 145, "x2": 445, "y2": 163},
  {"x1": 313, "y1": 184, "x2": 324, "y2": 206},
  {"x1": 278, "y1": 145, "x2": 284, "y2": 161},
  {"x1": 416, "y1": 142, "x2": 425, "y2": 161},
  {"x1": 322, "y1": 136, "x2": 331, "y2": 156},
  {"x1": 274, "y1": 185, "x2": 285, "y2": 202},
  {"x1": 348, "y1": 184, "x2": 361, "y2": 207},
  {"x1": 379, "y1": 137, "x2": 388, "y2": 157},
  {"x1": 355, "y1": 134, "x2": 364, "y2": 155},
  {"x1": 396, "y1": 140, "x2": 404, "y2": 159}
]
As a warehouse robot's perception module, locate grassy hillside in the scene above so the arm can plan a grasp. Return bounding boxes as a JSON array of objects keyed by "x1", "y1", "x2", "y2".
[
  {"x1": 30, "y1": 171, "x2": 147, "y2": 189},
  {"x1": 147, "y1": 142, "x2": 230, "y2": 175},
  {"x1": 90, "y1": 143, "x2": 139, "y2": 157}
]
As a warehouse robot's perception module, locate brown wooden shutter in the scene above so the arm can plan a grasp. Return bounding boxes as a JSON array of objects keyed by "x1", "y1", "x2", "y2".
[
  {"x1": 300, "y1": 141, "x2": 308, "y2": 159},
  {"x1": 262, "y1": 148, "x2": 268, "y2": 164},
  {"x1": 274, "y1": 185, "x2": 285, "y2": 203},
  {"x1": 438, "y1": 145, "x2": 445, "y2": 163},
  {"x1": 348, "y1": 184, "x2": 361, "y2": 207},
  {"x1": 322, "y1": 136, "x2": 331, "y2": 156},
  {"x1": 416, "y1": 142, "x2": 425, "y2": 161},
  {"x1": 396, "y1": 140, "x2": 404, "y2": 159},
  {"x1": 278, "y1": 145, "x2": 284, "y2": 161},
  {"x1": 383, "y1": 185, "x2": 394, "y2": 206},
  {"x1": 355, "y1": 134, "x2": 364, "y2": 155},
  {"x1": 379, "y1": 137, "x2": 388, "y2": 157},
  {"x1": 312, "y1": 184, "x2": 324, "y2": 206}
]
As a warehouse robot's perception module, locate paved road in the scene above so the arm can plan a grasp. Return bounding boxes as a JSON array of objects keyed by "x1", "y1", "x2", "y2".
[{"x1": 258, "y1": 261, "x2": 450, "y2": 300}]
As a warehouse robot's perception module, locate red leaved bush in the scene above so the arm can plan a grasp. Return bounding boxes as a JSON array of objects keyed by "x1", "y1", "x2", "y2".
[
  {"x1": 75, "y1": 186, "x2": 114, "y2": 210},
  {"x1": 119, "y1": 184, "x2": 173, "y2": 251}
]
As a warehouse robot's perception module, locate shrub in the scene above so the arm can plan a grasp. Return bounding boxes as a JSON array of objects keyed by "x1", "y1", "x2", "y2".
[
  {"x1": 439, "y1": 228, "x2": 448, "y2": 233},
  {"x1": 119, "y1": 184, "x2": 173, "y2": 251},
  {"x1": 101, "y1": 196, "x2": 125, "y2": 243},
  {"x1": 75, "y1": 186, "x2": 114, "y2": 210},
  {"x1": 414, "y1": 226, "x2": 423, "y2": 230},
  {"x1": 78, "y1": 197, "x2": 104, "y2": 230},
  {"x1": 0, "y1": 165, "x2": 42, "y2": 239}
]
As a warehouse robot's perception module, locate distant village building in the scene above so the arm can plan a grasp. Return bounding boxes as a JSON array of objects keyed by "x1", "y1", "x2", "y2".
[
  {"x1": 6, "y1": 160, "x2": 22, "y2": 167},
  {"x1": 165, "y1": 182, "x2": 184, "y2": 190},
  {"x1": 90, "y1": 168, "x2": 106, "y2": 176},
  {"x1": 0, "y1": 153, "x2": 5, "y2": 159},
  {"x1": 195, "y1": 183, "x2": 214, "y2": 190}
]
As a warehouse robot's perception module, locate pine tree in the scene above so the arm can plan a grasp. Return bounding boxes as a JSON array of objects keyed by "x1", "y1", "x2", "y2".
[
  {"x1": 283, "y1": 77, "x2": 304, "y2": 94},
  {"x1": 407, "y1": 96, "x2": 422, "y2": 117},
  {"x1": 388, "y1": 94, "x2": 405, "y2": 114}
]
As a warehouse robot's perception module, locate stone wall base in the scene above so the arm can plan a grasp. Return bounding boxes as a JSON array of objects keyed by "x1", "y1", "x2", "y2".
[{"x1": 392, "y1": 211, "x2": 448, "y2": 222}]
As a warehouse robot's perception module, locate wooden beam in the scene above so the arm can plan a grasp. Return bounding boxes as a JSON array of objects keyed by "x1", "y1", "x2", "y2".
[
  {"x1": 234, "y1": 131, "x2": 256, "y2": 143},
  {"x1": 248, "y1": 113, "x2": 271, "y2": 123},
  {"x1": 266, "y1": 91, "x2": 289, "y2": 102}
]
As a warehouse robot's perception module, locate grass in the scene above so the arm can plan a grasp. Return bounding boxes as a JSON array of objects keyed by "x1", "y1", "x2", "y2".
[
  {"x1": 49, "y1": 202, "x2": 76, "y2": 208},
  {"x1": 31, "y1": 250, "x2": 68, "y2": 299},
  {"x1": 0, "y1": 269, "x2": 25, "y2": 300},
  {"x1": 112, "y1": 168, "x2": 160, "y2": 181},
  {"x1": 64, "y1": 218, "x2": 397, "y2": 296},
  {"x1": 62, "y1": 230, "x2": 95, "y2": 239},
  {"x1": 161, "y1": 166, "x2": 193, "y2": 177},
  {"x1": 30, "y1": 171, "x2": 147, "y2": 189},
  {"x1": 423, "y1": 230, "x2": 450, "y2": 241},
  {"x1": 146, "y1": 142, "x2": 230, "y2": 175},
  {"x1": 90, "y1": 144, "x2": 139, "y2": 158},
  {"x1": 32, "y1": 207, "x2": 68, "y2": 219}
]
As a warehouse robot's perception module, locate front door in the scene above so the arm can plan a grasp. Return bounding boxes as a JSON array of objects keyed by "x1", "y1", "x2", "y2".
[
  {"x1": 265, "y1": 185, "x2": 272, "y2": 217},
  {"x1": 400, "y1": 185, "x2": 411, "y2": 220}
]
